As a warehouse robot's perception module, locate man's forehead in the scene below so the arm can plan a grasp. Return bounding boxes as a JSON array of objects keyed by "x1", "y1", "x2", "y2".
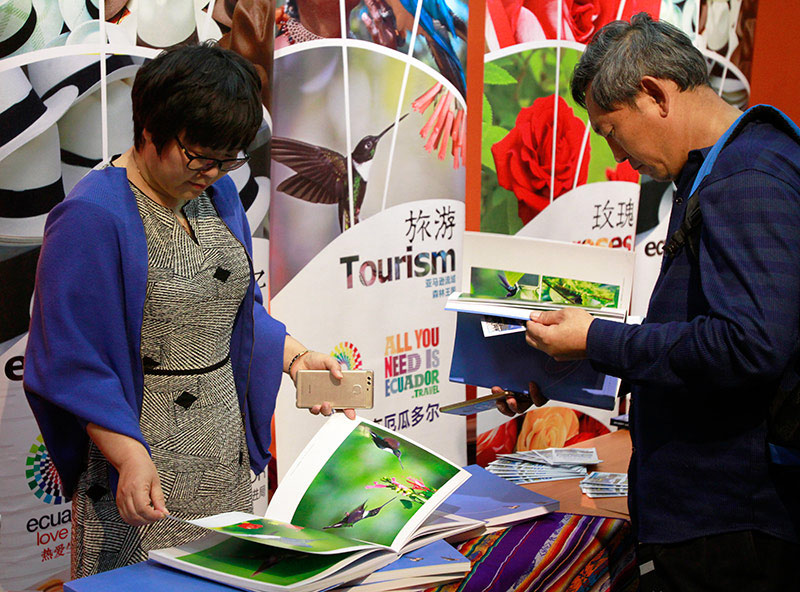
[{"x1": 585, "y1": 94, "x2": 610, "y2": 133}]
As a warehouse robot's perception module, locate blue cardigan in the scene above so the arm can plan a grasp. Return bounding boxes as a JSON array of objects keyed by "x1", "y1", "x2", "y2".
[{"x1": 24, "y1": 167, "x2": 287, "y2": 498}]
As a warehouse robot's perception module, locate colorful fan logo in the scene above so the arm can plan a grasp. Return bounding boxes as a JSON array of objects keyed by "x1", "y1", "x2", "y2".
[
  {"x1": 26, "y1": 435, "x2": 67, "y2": 504},
  {"x1": 331, "y1": 342, "x2": 362, "y2": 370}
]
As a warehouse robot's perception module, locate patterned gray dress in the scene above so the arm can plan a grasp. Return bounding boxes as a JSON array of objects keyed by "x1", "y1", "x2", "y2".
[{"x1": 71, "y1": 182, "x2": 253, "y2": 577}]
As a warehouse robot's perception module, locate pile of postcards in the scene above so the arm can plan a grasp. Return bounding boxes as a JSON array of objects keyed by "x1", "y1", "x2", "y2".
[
  {"x1": 579, "y1": 472, "x2": 628, "y2": 498},
  {"x1": 486, "y1": 448, "x2": 599, "y2": 484}
]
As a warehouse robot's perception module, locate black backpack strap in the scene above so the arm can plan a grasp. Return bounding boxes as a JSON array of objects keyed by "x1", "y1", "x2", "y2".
[{"x1": 663, "y1": 192, "x2": 702, "y2": 263}]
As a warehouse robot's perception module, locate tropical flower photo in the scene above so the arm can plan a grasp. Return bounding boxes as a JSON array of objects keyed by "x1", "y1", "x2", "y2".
[{"x1": 476, "y1": 407, "x2": 610, "y2": 466}]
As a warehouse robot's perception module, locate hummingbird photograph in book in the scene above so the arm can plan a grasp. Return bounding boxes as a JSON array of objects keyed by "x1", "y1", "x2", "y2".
[{"x1": 289, "y1": 423, "x2": 458, "y2": 546}]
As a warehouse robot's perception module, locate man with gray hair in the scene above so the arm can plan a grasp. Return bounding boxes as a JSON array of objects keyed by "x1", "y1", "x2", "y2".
[{"x1": 497, "y1": 12, "x2": 800, "y2": 590}]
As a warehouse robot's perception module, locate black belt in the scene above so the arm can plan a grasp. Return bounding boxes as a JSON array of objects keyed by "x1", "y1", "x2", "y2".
[{"x1": 143, "y1": 353, "x2": 230, "y2": 375}]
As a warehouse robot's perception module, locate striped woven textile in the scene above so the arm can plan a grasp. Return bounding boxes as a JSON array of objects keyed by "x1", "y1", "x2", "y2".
[{"x1": 424, "y1": 513, "x2": 637, "y2": 592}]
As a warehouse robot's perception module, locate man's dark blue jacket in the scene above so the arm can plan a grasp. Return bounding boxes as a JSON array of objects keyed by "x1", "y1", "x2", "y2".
[{"x1": 587, "y1": 118, "x2": 800, "y2": 544}]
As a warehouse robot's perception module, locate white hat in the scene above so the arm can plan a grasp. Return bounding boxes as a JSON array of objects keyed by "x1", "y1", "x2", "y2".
[
  {"x1": 58, "y1": 78, "x2": 134, "y2": 195},
  {"x1": 0, "y1": 123, "x2": 66, "y2": 245},
  {"x1": 133, "y1": 0, "x2": 221, "y2": 48},
  {"x1": 58, "y1": 0, "x2": 100, "y2": 31},
  {"x1": 63, "y1": 14, "x2": 133, "y2": 44},
  {"x1": 0, "y1": 0, "x2": 64, "y2": 58},
  {"x1": 57, "y1": 0, "x2": 130, "y2": 32},
  {"x1": 0, "y1": 67, "x2": 77, "y2": 162},
  {"x1": 228, "y1": 161, "x2": 270, "y2": 232},
  {"x1": 26, "y1": 42, "x2": 141, "y2": 108}
]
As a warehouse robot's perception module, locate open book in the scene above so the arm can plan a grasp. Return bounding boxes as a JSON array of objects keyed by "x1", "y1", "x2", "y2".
[
  {"x1": 330, "y1": 538, "x2": 471, "y2": 592},
  {"x1": 148, "y1": 415, "x2": 475, "y2": 592},
  {"x1": 446, "y1": 232, "x2": 635, "y2": 410},
  {"x1": 439, "y1": 464, "x2": 559, "y2": 532}
]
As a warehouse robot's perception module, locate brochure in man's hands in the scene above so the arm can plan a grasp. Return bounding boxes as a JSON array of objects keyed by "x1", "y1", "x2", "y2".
[{"x1": 446, "y1": 232, "x2": 635, "y2": 410}]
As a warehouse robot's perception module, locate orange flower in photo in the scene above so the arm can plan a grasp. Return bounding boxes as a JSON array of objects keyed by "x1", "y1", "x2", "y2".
[{"x1": 516, "y1": 407, "x2": 580, "y2": 450}]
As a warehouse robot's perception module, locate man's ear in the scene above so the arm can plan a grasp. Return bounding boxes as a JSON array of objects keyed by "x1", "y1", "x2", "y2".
[{"x1": 639, "y1": 76, "x2": 671, "y2": 117}]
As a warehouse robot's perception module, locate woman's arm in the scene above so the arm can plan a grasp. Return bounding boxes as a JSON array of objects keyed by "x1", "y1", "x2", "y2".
[{"x1": 85, "y1": 424, "x2": 168, "y2": 526}]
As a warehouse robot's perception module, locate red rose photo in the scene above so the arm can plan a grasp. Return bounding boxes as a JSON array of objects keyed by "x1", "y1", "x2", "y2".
[
  {"x1": 486, "y1": 0, "x2": 660, "y2": 49},
  {"x1": 492, "y1": 93, "x2": 590, "y2": 224},
  {"x1": 481, "y1": 46, "x2": 632, "y2": 234}
]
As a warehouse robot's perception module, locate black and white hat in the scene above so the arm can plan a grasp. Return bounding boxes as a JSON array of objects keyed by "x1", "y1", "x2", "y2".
[
  {"x1": 0, "y1": 66, "x2": 76, "y2": 163},
  {"x1": 0, "y1": 115, "x2": 66, "y2": 245},
  {"x1": 27, "y1": 36, "x2": 140, "y2": 109},
  {"x1": 58, "y1": 0, "x2": 130, "y2": 32},
  {"x1": 0, "y1": 0, "x2": 64, "y2": 58},
  {"x1": 228, "y1": 160, "x2": 270, "y2": 232},
  {"x1": 57, "y1": 77, "x2": 135, "y2": 195}
]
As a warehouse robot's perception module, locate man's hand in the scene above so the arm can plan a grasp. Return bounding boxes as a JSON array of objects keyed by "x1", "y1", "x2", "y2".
[
  {"x1": 525, "y1": 308, "x2": 594, "y2": 360},
  {"x1": 494, "y1": 382, "x2": 548, "y2": 417}
]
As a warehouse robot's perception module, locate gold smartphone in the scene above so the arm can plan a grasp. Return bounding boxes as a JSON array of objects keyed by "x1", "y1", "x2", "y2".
[{"x1": 295, "y1": 370, "x2": 375, "y2": 409}]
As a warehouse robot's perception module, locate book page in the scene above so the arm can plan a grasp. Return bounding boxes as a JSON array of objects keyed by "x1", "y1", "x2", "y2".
[
  {"x1": 266, "y1": 415, "x2": 470, "y2": 552},
  {"x1": 458, "y1": 231, "x2": 634, "y2": 316},
  {"x1": 172, "y1": 512, "x2": 376, "y2": 554},
  {"x1": 149, "y1": 533, "x2": 396, "y2": 592}
]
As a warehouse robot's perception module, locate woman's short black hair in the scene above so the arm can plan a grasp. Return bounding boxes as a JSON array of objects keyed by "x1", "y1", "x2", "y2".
[{"x1": 131, "y1": 41, "x2": 262, "y2": 154}]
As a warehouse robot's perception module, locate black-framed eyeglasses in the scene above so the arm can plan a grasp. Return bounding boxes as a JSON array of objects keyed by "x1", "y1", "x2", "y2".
[{"x1": 175, "y1": 136, "x2": 250, "y2": 172}]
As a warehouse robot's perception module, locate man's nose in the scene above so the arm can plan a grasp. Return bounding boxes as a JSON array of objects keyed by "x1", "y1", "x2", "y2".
[{"x1": 607, "y1": 138, "x2": 629, "y2": 164}]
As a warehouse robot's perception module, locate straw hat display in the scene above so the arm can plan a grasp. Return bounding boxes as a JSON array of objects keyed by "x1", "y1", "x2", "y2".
[
  {"x1": 0, "y1": 0, "x2": 63, "y2": 58},
  {"x1": 134, "y1": 0, "x2": 221, "y2": 48},
  {"x1": 58, "y1": 0, "x2": 129, "y2": 32}
]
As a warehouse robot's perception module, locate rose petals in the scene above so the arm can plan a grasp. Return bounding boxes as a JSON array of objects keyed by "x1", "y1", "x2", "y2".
[{"x1": 491, "y1": 94, "x2": 590, "y2": 224}]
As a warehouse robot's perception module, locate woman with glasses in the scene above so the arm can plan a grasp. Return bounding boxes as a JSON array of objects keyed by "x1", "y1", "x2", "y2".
[{"x1": 23, "y1": 42, "x2": 353, "y2": 578}]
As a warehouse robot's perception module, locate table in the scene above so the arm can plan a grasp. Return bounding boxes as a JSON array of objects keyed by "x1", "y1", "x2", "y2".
[
  {"x1": 65, "y1": 515, "x2": 638, "y2": 592},
  {"x1": 524, "y1": 430, "x2": 632, "y2": 519},
  {"x1": 421, "y1": 430, "x2": 637, "y2": 592},
  {"x1": 65, "y1": 431, "x2": 637, "y2": 592}
]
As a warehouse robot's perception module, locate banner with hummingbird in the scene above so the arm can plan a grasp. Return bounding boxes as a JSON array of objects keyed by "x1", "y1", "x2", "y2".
[{"x1": 269, "y1": 0, "x2": 470, "y2": 481}]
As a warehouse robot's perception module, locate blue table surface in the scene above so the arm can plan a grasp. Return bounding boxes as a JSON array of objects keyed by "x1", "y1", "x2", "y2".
[{"x1": 64, "y1": 560, "x2": 241, "y2": 591}]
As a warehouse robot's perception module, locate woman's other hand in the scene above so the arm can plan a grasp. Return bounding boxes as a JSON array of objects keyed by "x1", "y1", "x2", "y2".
[{"x1": 86, "y1": 424, "x2": 169, "y2": 526}]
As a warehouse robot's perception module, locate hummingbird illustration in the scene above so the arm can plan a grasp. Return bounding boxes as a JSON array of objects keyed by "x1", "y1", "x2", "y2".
[
  {"x1": 271, "y1": 113, "x2": 409, "y2": 232},
  {"x1": 323, "y1": 497, "x2": 397, "y2": 529},
  {"x1": 251, "y1": 549, "x2": 295, "y2": 575},
  {"x1": 370, "y1": 429, "x2": 404, "y2": 468},
  {"x1": 497, "y1": 273, "x2": 519, "y2": 298}
]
